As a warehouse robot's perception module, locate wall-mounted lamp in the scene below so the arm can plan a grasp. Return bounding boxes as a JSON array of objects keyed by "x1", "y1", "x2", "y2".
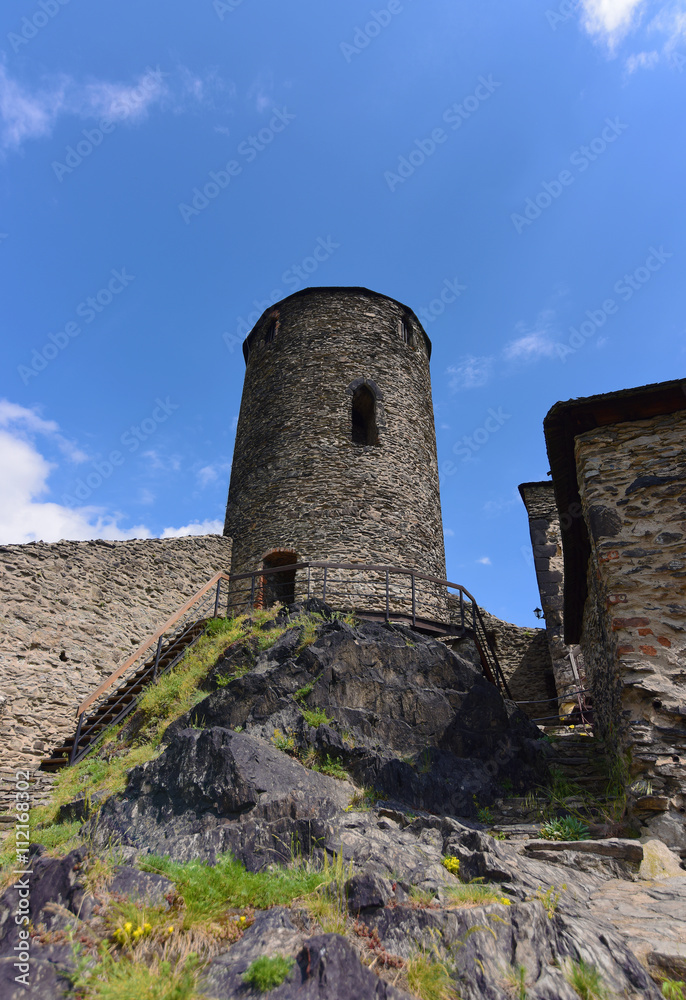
[{"x1": 533, "y1": 608, "x2": 544, "y2": 620}]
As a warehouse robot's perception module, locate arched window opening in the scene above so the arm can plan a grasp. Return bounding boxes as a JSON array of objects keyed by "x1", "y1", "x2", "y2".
[
  {"x1": 264, "y1": 315, "x2": 278, "y2": 344},
  {"x1": 262, "y1": 550, "x2": 297, "y2": 607},
  {"x1": 351, "y1": 385, "x2": 379, "y2": 446}
]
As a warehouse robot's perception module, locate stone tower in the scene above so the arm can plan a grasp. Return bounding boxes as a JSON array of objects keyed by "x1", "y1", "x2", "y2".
[{"x1": 224, "y1": 286, "x2": 447, "y2": 617}]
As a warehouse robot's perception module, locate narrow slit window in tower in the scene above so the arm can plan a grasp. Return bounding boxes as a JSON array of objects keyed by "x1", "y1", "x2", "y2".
[
  {"x1": 351, "y1": 385, "x2": 379, "y2": 446},
  {"x1": 399, "y1": 318, "x2": 412, "y2": 346},
  {"x1": 264, "y1": 317, "x2": 278, "y2": 344}
]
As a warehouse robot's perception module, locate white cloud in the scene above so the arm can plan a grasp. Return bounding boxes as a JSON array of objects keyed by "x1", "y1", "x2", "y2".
[
  {"x1": 579, "y1": 0, "x2": 686, "y2": 63},
  {"x1": 0, "y1": 400, "x2": 226, "y2": 544},
  {"x1": 447, "y1": 355, "x2": 494, "y2": 391},
  {"x1": 625, "y1": 48, "x2": 660, "y2": 70},
  {"x1": 580, "y1": 0, "x2": 645, "y2": 46},
  {"x1": 444, "y1": 528, "x2": 455, "y2": 537},
  {"x1": 504, "y1": 311, "x2": 559, "y2": 362},
  {"x1": 0, "y1": 423, "x2": 149, "y2": 543},
  {"x1": 477, "y1": 556, "x2": 492, "y2": 565},
  {"x1": 161, "y1": 519, "x2": 224, "y2": 538},
  {"x1": 197, "y1": 465, "x2": 219, "y2": 487},
  {"x1": 0, "y1": 63, "x2": 235, "y2": 153}
]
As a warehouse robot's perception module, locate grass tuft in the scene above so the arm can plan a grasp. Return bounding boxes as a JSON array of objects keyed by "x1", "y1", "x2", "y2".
[
  {"x1": 138, "y1": 852, "x2": 328, "y2": 924},
  {"x1": 564, "y1": 958, "x2": 610, "y2": 999},
  {"x1": 243, "y1": 955, "x2": 295, "y2": 992}
]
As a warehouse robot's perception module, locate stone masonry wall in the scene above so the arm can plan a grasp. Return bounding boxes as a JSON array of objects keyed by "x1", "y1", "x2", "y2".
[
  {"x1": 575, "y1": 411, "x2": 686, "y2": 849},
  {"x1": 0, "y1": 535, "x2": 231, "y2": 809},
  {"x1": 519, "y1": 482, "x2": 581, "y2": 708},
  {"x1": 446, "y1": 595, "x2": 554, "y2": 718},
  {"x1": 224, "y1": 288, "x2": 448, "y2": 621}
]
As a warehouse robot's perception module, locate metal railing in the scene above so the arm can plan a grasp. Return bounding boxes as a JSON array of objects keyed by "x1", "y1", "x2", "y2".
[{"x1": 60, "y1": 561, "x2": 512, "y2": 769}]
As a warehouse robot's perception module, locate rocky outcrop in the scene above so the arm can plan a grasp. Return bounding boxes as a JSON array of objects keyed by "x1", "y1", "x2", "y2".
[{"x1": 10, "y1": 605, "x2": 683, "y2": 998}]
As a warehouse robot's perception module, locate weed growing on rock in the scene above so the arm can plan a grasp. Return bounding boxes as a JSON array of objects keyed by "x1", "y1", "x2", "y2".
[
  {"x1": 441, "y1": 856, "x2": 461, "y2": 877},
  {"x1": 271, "y1": 728, "x2": 297, "y2": 753},
  {"x1": 243, "y1": 955, "x2": 295, "y2": 992},
  {"x1": 503, "y1": 962, "x2": 529, "y2": 999},
  {"x1": 539, "y1": 816, "x2": 590, "y2": 841},
  {"x1": 529, "y1": 884, "x2": 566, "y2": 918},
  {"x1": 446, "y1": 883, "x2": 512, "y2": 908},
  {"x1": 345, "y1": 786, "x2": 381, "y2": 811},
  {"x1": 301, "y1": 707, "x2": 333, "y2": 728},
  {"x1": 310, "y1": 753, "x2": 348, "y2": 779},
  {"x1": 564, "y1": 957, "x2": 610, "y2": 999},
  {"x1": 409, "y1": 886, "x2": 438, "y2": 907},
  {"x1": 69, "y1": 948, "x2": 201, "y2": 1000},
  {"x1": 294, "y1": 673, "x2": 322, "y2": 703},
  {"x1": 662, "y1": 980, "x2": 686, "y2": 1000},
  {"x1": 407, "y1": 941, "x2": 458, "y2": 1000}
]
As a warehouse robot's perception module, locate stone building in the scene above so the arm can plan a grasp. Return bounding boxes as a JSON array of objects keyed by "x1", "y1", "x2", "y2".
[
  {"x1": 224, "y1": 286, "x2": 448, "y2": 619},
  {"x1": 519, "y1": 481, "x2": 583, "y2": 714},
  {"x1": 531, "y1": 378, "x2": 686, "y2": 849}
]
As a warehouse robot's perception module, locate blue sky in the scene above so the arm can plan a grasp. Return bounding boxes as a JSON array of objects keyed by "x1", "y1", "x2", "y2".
[{"x1": 1, "y1": 0, "x2": 684, "y2": 627}]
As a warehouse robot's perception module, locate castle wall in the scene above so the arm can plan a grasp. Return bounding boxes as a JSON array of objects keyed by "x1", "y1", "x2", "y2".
[
  {"x1": 476, "y1": 608, "x2": 555, "y2": 718},
  {"x1": 0, "y1": 535, "x2": 231, "y2": 810},
  {"x1": 574, "y1": 412, "x2": 686, "y2": 849},
  {"x1": 224, "y1": 288, "x2": 447, "y2": 620},
  {"x1": 519, "y1": 482, "x2": 582, "y2": 709}
]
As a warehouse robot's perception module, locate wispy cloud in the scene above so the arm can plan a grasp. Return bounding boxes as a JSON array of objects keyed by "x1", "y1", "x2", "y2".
[
  {"x1": 578, "y1": 0, "x2": 686, "y2": 66},
  {"x1": 447, "y1": 355, "x2": 494, "y2": 392},
  {"x1": 504, "y1": 311, "x2": 560, "y2": 362},
  {"x1": 0, "y1": 63, "x2": 235, "y2": 153},
  {"x1": 477, "y1": 556, "x2": 492, "y2": 565},
  {"x1": 625, "y1": 48, "x2": 660, "y2": 70}
]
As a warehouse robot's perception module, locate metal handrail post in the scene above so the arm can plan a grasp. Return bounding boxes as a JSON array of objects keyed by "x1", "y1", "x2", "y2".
[
  {"x1": 385, "y1": 571, "x2": 390, "y2": 621},
  {"x1": 460, "y1": 591, "x2": 465, "y2": 632},
  {"x1": 70, "y1": 713, "x2": 84, "y2": 764},
  {"x1": 323, "y1": 566, "x2": 328, "y2": 603},
  {"x1": 411, "y1": 573, "x2": 416, "y2": 627},
  {"x1": 152, "y1": 636, "x2": 164, "y2": 681},
  {"x1": 250, "y1": 573, "x2": 256, "y2": 609},
  {"x1": 307, "y1": 565, "x2": 311, "y2": 601},
  {"x1": 213, "y1": 580, "x2": 221, "y2": 618}
]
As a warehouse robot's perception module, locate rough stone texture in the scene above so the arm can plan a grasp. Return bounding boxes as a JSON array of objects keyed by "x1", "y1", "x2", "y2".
[
  {"x1": 224, "y1": 287, "x2": 447, "y2": 620},
  {"x1": 0, "y1": 534, "x2": 231, "y2": 804},
  {"x1": 574, "y1": 412, "x2": 686, "y2": 838},
  {"x1": 519, "y1": 482, "x2": 584, "y2": 709},
  {"x1": 471, "y1": 605, "x2": 556, "y2": 719},
  {"x1": 201, "y1": 910, "x2": 413, "y2": 999},
  {"x1": 639, "y1": 839, "x2": 685, "y2": 880}
]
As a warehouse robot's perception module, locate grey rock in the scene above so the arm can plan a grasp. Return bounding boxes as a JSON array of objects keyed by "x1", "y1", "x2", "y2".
[
  {"x1": 108, "y1": 865, "x2": 175, "y2": 907},
  {"x1": 89, "y1": 728, "x2": 352, "y2": 866}
]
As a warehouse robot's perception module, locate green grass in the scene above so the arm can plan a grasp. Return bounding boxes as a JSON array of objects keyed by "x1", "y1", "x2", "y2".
[
  {"x1": 310, "y1": 753, "x2": 347, "y2": 779},
  {"x1": 407, "y1": 947, "x2": 458, "y2": 1000},
  {"x1": 503, "y1": 963, "x2": 528, "y2": 1000},
  {"x1": 139, "y1": 852, "x2": 329, "y2": 924},
  {"x1": 564, "y1": 958, "x2": 610, "y2": 999},
  {"x1": 70, "y1": 949, "x2": 200, "y2": 1000},
  {"x1": 301, "y1": 707, "x2": 333, "y2": 728},
  {"x1": 539, "y1": 816, "x2": 590, "y2": 841},
  {"x1": 243, "y1": 955, "x2": 295, "y2": 992},
  {"x1": 662, "y1": 980, "x2": 686, "y2": 1000},
  {"x1": 445, "y1": 883, "x2": 512, "y2": 908}
]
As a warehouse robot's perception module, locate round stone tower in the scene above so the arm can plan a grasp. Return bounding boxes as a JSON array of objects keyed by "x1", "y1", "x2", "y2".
[{"x1": 224, "y1": 286, "x2": 447, "y2": 618}]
